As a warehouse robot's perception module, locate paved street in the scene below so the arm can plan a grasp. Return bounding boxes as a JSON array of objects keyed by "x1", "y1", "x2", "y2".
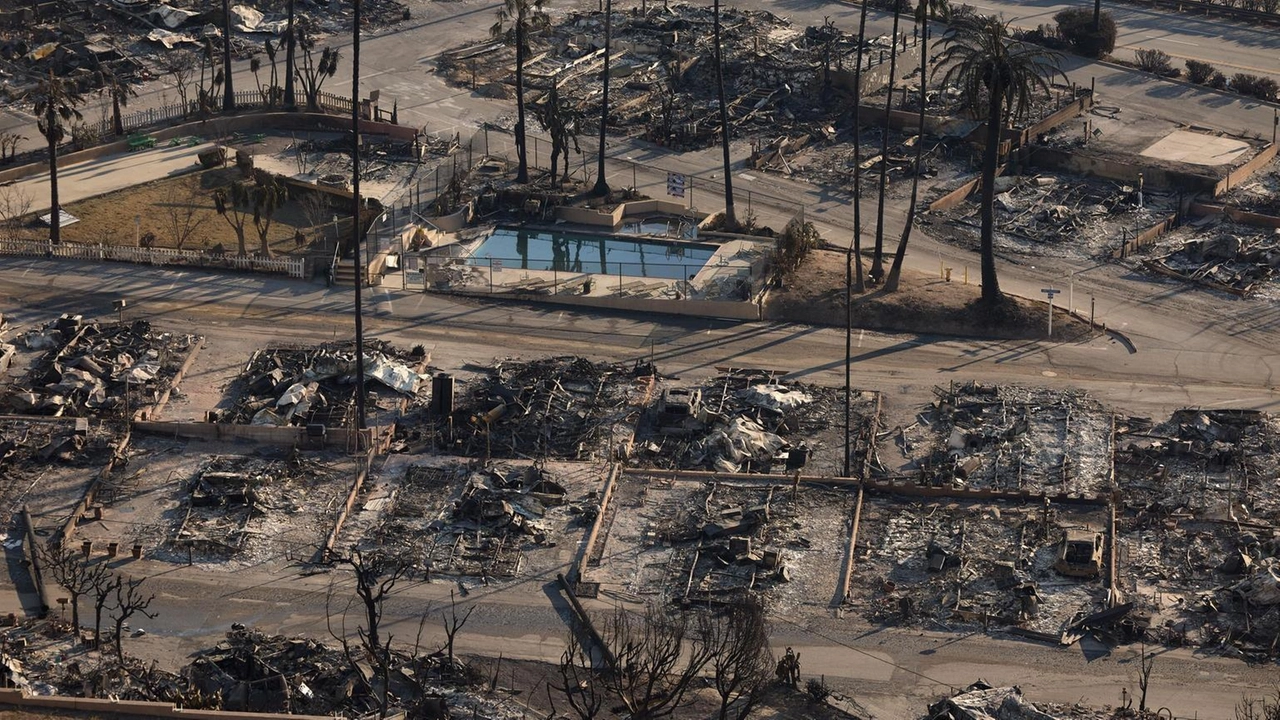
[{"x1": 2, "y1": 0, "x2": 1280, "y2": 716}]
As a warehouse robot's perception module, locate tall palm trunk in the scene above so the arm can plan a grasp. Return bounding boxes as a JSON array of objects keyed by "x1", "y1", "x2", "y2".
[
  {"x1": 870, "y1": 4, "x2": 902, "y2": 284},
  {"x1": 351, "y1": 0, "x2": 368, "y2": 428},
  {"x1": 514, "y1": 15, "x2": 530, "y2": 183},
  {"x1": 222, "y1": 0, "x2": 235, "y2": 110},
  {"x1": 885, "y1": 19, "x2": 928, "y2": 292},
  {"x1": 46, "y1": 103, "x2": 61, "y2": 245},
  {"x1": 979, "y1": 78, "x2": 1004, "y2": 305},
  {"x1": 844, "y1": 0, "x2": 869, "y2": 479},
  {"x1": 713, "y1": 0, "x2": 736, "y2": 227},
  {"x1": 593, "y1": 0, "x2": 612, "y2": 195},
  {"x1": 284, "y1": 0, "x2": 297, "y2": 109},
  {"x1": 112, "y1": 92, "x2": 123, "y2": 136}
]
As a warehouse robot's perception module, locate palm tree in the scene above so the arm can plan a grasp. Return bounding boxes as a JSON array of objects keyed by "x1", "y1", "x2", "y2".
[
  {"x1": 844, "y1": 0, "x2": 870, "y2": 478},
  {"x1": 221, "y1": 0, "x2": 235, "y2": 110},
  {"x1": 284, "y1": 0, "x2": 298, "y2": 109},
  {"x1": 713, "y1": 0, "x2": 736, "y2": 227},
  {"x1": 936, "y1": 15, "x2": 1061, "y2": 305},
  {"x1": 33, "y1": 70, "x2": 83, "y2": 245},
  {"x1": 95, "y1": 64, "x2": 137, "y2": 137},
  {"x1": 491, "y1": 0, "x2": 549, "y2": 185},
  {"x1": 869, "y1": 3, "x2": 903, "y2": 285},
  {"x1": 884, "y1": 2, "x2": 932, "y2": 292},
  {"x1": 592, "y1": 0, "x2": 612, "y2": 195}
]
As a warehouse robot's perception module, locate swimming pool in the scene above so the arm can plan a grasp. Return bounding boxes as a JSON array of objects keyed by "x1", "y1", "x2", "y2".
[{"x1": 467, "y1": 227, "x2": 717, "y2": 280}]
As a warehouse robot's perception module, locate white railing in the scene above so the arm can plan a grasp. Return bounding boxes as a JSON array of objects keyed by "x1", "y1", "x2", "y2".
[{"x1": 0, "y1": 239, "x2": 307, "y2": 279}]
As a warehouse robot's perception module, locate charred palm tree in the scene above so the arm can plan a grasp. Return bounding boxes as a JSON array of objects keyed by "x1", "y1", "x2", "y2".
[
  {"x1": 936, "y1": 15, "x2": 1062, "y2": 305},
  {"x1": 592, "y1": 0, "x2": 612, "y2": 195},
  {"x1": 884, "y1": 2, "x2": 933, "y2": 292},
  {"x1": 491, "y1": 0, "x2": 550, "y2": 185},
  {"x1": 713, "y1": 0, "x2": 736, "y2": 227},
  {"x1": 869, "y1": 2, "x2": 903, "y2": 285},
  {"x1": 33, "y1": 70, "x2": 83, "y2": 245}
]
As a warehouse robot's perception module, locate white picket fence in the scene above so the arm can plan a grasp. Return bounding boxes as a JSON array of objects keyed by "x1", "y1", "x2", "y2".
[{"x1": 0, "y1": 239, "x2": 308, "y2": 279}]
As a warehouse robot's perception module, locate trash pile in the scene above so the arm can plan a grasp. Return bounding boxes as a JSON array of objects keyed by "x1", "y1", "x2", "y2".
[
  {"x1": 1113, "y1": 409, "x2": 1280, "y2": 661},
  {"x1": 635, "y1": 369, "x2": 856, "y2": 474},
  {"x1": 3, "y1": 317, "x2": 198, "y2": 418},
  {"x1": 639, "y1": 481, "x2": 818, "y2": 606},
  {"x1": 415, "y1": 356, "x2": 639, "y2": 460},
  {"x1": 900, "y1": 382, "x2": 1112, "y2": 496},
  {"x1": 853, "y1": 500, "x2": 1108, "y2": 635},
  {"x1": 222, "y1": 340, "x2": 426, "y2": 427},
  {"x1": 1150, "y1": 219, "x2": 1280, "y2": 297},
  {"x1": 927, "y1": 680, "x2": 1112, "y2": 720},
  {"x1": 932, "y1": 173, "x2": 1176, "y2": 260},
  {"x1": 1210, "y1": 157, "x2": 1280, "y2": 217},
  {"x1": 170, "y1": 454, "x2": 342, "y2": 558},
  {"x1": 0, "y1": 417, "x2": 118, "y2": 522},
  {"x1": 361, "y1": 462, "x2": 588, "y2": 579},
  {"x1": 438, "y1": 3, "x2": 890, "y2": 151}
]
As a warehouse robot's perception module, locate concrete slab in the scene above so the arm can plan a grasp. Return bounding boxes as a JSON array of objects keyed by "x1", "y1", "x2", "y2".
[{"x1": 1139, "y1": 130, "x2": 1250, "y2": 166}]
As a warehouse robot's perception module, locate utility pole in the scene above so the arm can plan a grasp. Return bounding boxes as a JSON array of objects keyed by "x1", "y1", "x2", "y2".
[{"x1": 351, "y1": 0, "x2": 367, "y2": 433}]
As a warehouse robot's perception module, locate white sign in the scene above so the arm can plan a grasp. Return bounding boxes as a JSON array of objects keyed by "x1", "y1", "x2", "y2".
[
  {"x1": 491, "y1": 258, "x2": 503, "y2": 271},
  {"x1": 666, "y1": 172, "x2": 686, "y2": 198}
]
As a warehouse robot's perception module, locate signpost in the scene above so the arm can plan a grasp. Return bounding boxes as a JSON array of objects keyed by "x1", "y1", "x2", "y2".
[
  {"x1": 1041, "y1": 287, "x2": 1059, "y2": 337},
  {"x1": 666, "y1": 172, "x2": 686, "y2": 198}
]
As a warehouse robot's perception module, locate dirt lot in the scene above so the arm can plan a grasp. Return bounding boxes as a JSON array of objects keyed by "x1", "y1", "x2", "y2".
[
  {"x1": 56, "y1": 167, "x2": 344, "y2": 256},
  {"x1": 766, "y1": 249, "x2": 1094, "y2": 341}
]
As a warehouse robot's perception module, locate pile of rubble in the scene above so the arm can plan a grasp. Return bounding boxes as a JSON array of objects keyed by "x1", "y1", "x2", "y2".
[
  {"x1": 3, "y1": 316, "x2": 198, "y2": 418},
  {"x1": 222, "y1": 340, "x2": 425, "y2": 428},
  {"x1": 0, "y1": 417, "x2": 118, "y2": 522},
  {"x1": 1150, "y1": 219, "x2": 1280, "y2": 297},
  {"x1": 854, "y1": 500, "x2": 1109, "y2": 635},
  {"x1": 931, "y1": 173, "x2": 1176, "y2": 260},
  {"x1": 359, "y1": 461, "x2": 590, "y2": 579},
  {"x1": 897, "y1": 382, "x2": 1112, "y2": 496},
  {"x1": 1113, "y1": 409, "x2": 1280, "y2": 661},
  {"x1": 439, "y1": 3, "x2": 885, "y2": 151},
  {"x1": 763, "y1": 125, "x2": 954, "y2": 193},
  {"x1": 412, "y1": 356, "x2": 640, "y2": 461},
  {"x1": 168, "y1": 454, "x2": 342, "y2": 559},
  {"x1": 634, "y1": 369, "x2": 859, "y2": 474},
  {"x1": 1209, "y1": 157, "x2": 1280, "y2": 217},
  {"x1": 928, "y1": 680, "x2": 1114, "y2": 720}
]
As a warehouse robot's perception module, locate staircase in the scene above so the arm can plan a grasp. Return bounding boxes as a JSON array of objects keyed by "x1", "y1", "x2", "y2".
[{"x1": 331, "y1": 259, "x2": 364, "y2": 287}]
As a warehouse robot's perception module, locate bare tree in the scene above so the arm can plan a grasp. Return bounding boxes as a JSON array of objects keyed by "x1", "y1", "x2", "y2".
[
  {"x1": 213, "y1": 181, "x2": 253, "y2": 256},
  {"x1": 39, "y1": 544, "x2": 98, "y2": 630},
  {"x1": 706, "y1": 597, "x2": 773, "y2": 720},
  {"x1": 0, "y1": 131, "x2": 23, "y2": 163},
  {"x1": 250, "y1": 178, "x2": 289, "y2": 257},
  {"x1": 1236, "y1": 688, "x2": 1280, "y2": 720},
  {"x1": 347, "y1": 548, "x2": 411, "y2": 719},
  {"x1": 160, "y1": 51, "x2": 197, "y2": 117},
  {"x1": 164, "y1": 180, "x2": 210, "y2": 249},
  {"x1": 0, "y1": 184, "x2": 32, "y2": 242},
  {"x1": 1137, "y1": 641, "x2": 1156, "y2": 714},
  {"x1": 441, "y1": 589, "x2": 474, "y2": 668},
  {"x1": 110, "y1": 576, "x2": 157, "y2": 664},
  {"x1": 90, "y1": 570, "x2": 122, "y2": 649},
  {"x1": 551, "y1": 629, "x2": 608, "y2": 720},
  {"x1": 597, "y1": 603, "x2": 715, "y2": 720}
]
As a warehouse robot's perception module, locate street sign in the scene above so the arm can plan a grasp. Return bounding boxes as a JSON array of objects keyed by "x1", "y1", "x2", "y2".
[
  {"x1": 1041, "y1": 288, "x2": 1058, "y2": 337},
  {"x1": 666, "y1": 172, "x2": 686, "y2": 198},
  {"x1": 1040, "y1": 288, "x2": 1058, "y2": 299}
]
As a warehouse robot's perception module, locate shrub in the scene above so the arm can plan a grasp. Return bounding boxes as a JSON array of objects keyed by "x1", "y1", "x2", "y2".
[
  {"x1": 1231, "y1": 73, "x2": 1280, "y2": 101},
  {"x1": 1209, "y1": 72, "x2": 1228, "y2": 90},
  {"x1": 1185, "y1": 59, "x2": 1217, "y2": 85},
  {"x1": 1053, "y1": 8, "x2": 1117, "y2": 58},
  {"x1": 773, "y1": 217, "x2": 820, "y2": 276},
  {"x1": 1134, "y1": 48, "x2": 1175, "y2": 76}
]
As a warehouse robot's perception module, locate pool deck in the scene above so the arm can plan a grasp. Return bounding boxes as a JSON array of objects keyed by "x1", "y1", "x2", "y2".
[{"x1": 403, "y1": 227, "x2": 772, "y2": 320}]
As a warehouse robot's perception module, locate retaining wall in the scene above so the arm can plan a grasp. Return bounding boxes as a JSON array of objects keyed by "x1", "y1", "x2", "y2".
[
  {"x1": 133, "y1": 421, "x2": 370, "y2": 451},
  {"x1": 1189, "y1": 201, "x2": 1280, "y2": 228},
  {"x1": 0, "y1": 688, "x2": 329, "y2": 720},
  {"x1": 1111, "y1": 214, "x2": 1180, "y2": 258},
  {"x1": 1213, "y1": 142, "x2": 1279, "y2": 197},
  {"x1": 555, "y1": 199, "x2": 706, "y2": 228}
]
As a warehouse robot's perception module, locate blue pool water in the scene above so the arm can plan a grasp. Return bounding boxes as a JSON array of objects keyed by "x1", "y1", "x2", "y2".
[{"x1": 468, "y1": 228, "x2": 717, "y2": 280}]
